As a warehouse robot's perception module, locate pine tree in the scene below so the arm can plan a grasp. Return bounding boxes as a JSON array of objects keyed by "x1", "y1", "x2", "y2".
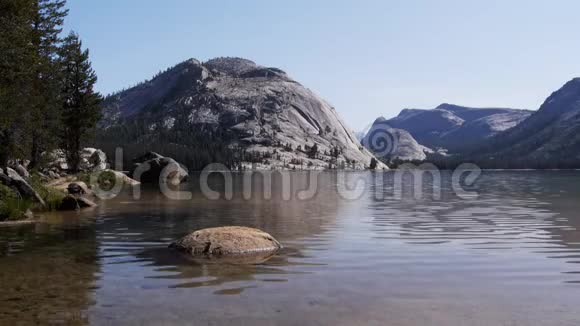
[
  {"x1": 58, "y1": 32, "x2": 102, "y2": 172},
  {"x1": 308, "y1": 143, "x2": 318, "y2": 159},
  {"x1": 0, "y1": 0, "x2": 35, "y2": 169},
  {"x1": 369, "y1": 158, "x2": 378, "y2": 170},
  {"x1": 28, "y1": 0, "x2": 68, "y2": 168}
]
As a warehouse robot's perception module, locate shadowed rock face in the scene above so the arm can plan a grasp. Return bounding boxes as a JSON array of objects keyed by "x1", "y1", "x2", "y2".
[
  {"x1": 101, "y1": 57, "x2": 383, "y2": 170},
  {"x1": 476, "y1": 78, "x2": 580, "y2": 166},
  {"x1": 385, "y1": 104, "x2": 531, "y2": 152}
]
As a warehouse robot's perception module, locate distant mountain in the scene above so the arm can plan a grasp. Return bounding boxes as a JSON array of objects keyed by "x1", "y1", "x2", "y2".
[
  {"x1": 385, "y1": 104, "x2": 532, "y2": 152},
  {"x1": 474, "y1": 78, "x2": 580, "y2": 168},
  {"x1": 361, "y1": 117, "x2": 433, "y2": 162},
  {"x1": 353, "y1": 123, "x2": 373, "y2": 143},
  {"x1": 98, "y1": 57, "x2": 383, "y2": 170}
]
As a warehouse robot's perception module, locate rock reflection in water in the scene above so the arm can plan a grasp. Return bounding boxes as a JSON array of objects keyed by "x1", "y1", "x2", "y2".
[
  {"x1": 0, "y1": 219, "x2": 99, "y2": 325},
  {"x1": 136, "y1": 247, "x2": 310, "y2": 293}
]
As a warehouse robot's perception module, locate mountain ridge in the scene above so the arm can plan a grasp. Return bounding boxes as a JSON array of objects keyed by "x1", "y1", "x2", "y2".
[
  {"x1": 473, "y1": 77, "x2": 580, "y2": 167},
  {"x1": 383, "y1": 103, "x2": 532, "y2": 152},
  {"x1": 97, "y1": 57, "x2": 384, "y2": 170}
]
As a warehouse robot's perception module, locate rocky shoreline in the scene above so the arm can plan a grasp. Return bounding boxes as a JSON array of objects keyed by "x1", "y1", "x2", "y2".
[
  {"x1": 0, "y1": 148, "x2": 288, "y2": 263},
  {"x1": 0, "y1": 148, "x2": 141, "y2": 224},
  {"x1": 0, "y1": 145, "x2": 384, "y2": 225}
]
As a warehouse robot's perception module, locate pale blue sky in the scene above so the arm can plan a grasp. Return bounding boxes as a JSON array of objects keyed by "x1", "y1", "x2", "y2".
[{"x1": 65, "y1": 0, "x2": 580, "y2": 130}]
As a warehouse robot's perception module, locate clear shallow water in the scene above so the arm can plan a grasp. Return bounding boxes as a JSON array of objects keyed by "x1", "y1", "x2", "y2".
[{"x1": 1, "y1": 171, "x2": 580, "y2": 325}]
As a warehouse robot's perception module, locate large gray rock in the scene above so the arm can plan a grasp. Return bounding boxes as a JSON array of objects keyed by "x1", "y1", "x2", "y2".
[
  {"x1": 2, "y1": 168, "x2": 45, "y2": 207},
  {"x1": 81, "y1": 148, "x2": 107, "y2": 171},
  {"x1": 100, "y1": 57, "x2": 385, "y2": 170},
  {"x1": 131, "y1": 152, "x2": 188, "y2": 185},
  {"x1": 12, "y1": 164, "x2": 29, "y2": 179},
  {"x1": 169, "y1": 226, "x2": 281, "y2": 257}
]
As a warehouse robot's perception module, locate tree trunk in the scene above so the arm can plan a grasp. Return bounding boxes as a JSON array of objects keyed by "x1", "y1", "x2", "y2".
[
  {"x1": 28, "y1": 132, "x2": 41, "y2": 170},
  {"x1": 71, "y1": 136, "x2": 80, "y2": 173},
  {"x1": 0, "y1": 130, "x2": 11, "y2": 171}
]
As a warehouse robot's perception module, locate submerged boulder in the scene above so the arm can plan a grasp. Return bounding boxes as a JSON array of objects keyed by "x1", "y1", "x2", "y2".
[{"x1": 169, "y1": 226, "x2": 282, "y2": 257}]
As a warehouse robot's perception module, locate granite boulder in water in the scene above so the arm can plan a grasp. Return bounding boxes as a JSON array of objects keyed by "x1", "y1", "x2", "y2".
[{"x1": 169, "y1": 226, "x2": 282, "y2": 258}]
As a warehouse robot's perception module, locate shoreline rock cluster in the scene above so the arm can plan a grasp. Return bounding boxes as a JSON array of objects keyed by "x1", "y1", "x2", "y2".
[
  {"x1": 0, "y1": 148, "x2": 192, "y2": 223},
  {"x1": 40, "y1": 148, "x2": 107, "y2": 180}
]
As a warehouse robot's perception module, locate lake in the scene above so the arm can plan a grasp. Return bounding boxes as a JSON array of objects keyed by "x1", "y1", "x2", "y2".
[{"x1": 1, "y1": 171, "x2": 580, "y2": 325}]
